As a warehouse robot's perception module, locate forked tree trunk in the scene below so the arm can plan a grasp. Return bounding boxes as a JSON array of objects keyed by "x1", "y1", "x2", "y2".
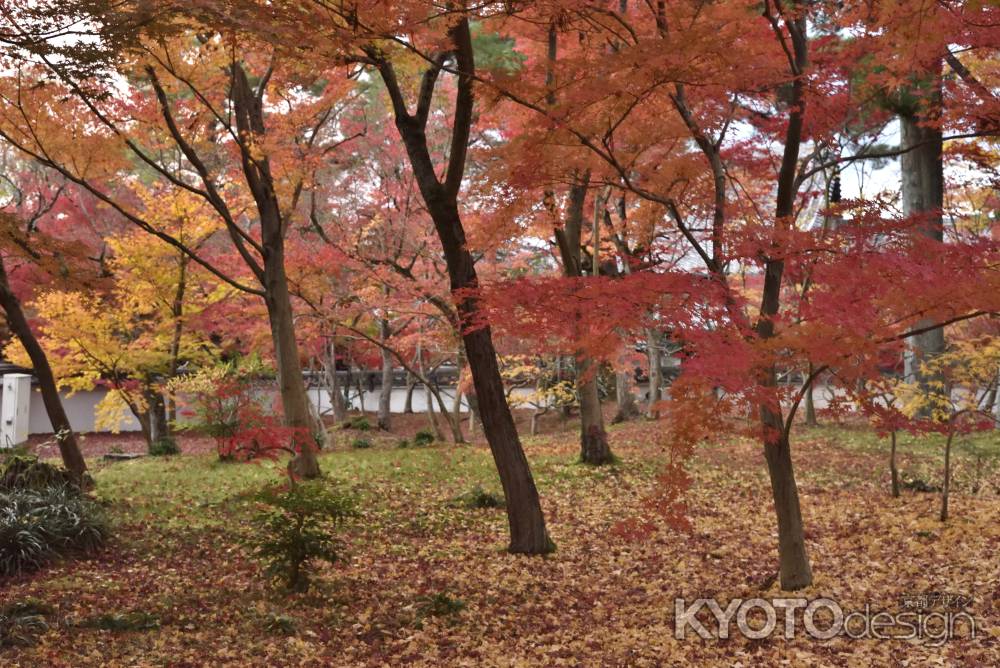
[
  {"x1": 376, "y1": 17, "x2": 551, "y2": 552},
  {"x1": 231, "y1": 64, "x2": 321, "y2": 478},
  {"x1": 0, "y1": 258, "x2": 88, "y2": 481},
  {"x1": 553, "y1": 179, "x2": 612, "y2": 464}
]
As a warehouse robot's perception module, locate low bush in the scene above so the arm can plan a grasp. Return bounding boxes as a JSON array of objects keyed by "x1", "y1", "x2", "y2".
[
  {"x1": 245, "y1": 480, "x2": 355, "y2": 592},
  {"x1": 351, "y1": 438, "x2": 372, "y2": 450},
  {"x1": 0, "y1": 485, "x2": 108, "y2": 577},
  {"x1": 148, "y1": 437, "x2": 180, "y2": 457},
  {"x1": 413, "y1": 429, "x2": 435, "y2": 447},
  {"x1": 0, "y1": 600, "x2": 52, "y2": 648},
  {"x1": 342, "y1": 416, "x2": 371, "y2": 431},
  {"x1": 0, "y1": 456, "x2": 78, "y2": 492},
  {"x1": 73, "y1": 611, "x2": 160, "y2": 631},
  {"x1": 454, "y1": 485, "x2": 505, "y2": 510}
]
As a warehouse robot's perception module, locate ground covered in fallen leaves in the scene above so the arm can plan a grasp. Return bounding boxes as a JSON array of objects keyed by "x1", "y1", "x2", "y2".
[{"x1": 3, "y1": 414, "x2": 999, "y2": 666}]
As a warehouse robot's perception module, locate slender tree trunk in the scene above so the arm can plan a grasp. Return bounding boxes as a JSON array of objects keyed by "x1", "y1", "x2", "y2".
[
  {"x1": 803, "y1": 362, "x2": 817, "y2": 427},
  {"x1": 612, "y1": 366, "x2": 639, "y2": 424},
  {"x1": 403, "y1": 369, "x2": 416, "y2": 413},
  {"x1": 890, "y1": 430, "x2": 900, "y2": 498},
  {"x1": 646, "y1": 329, "x2": 662, "y2": 419},
  {"x1": 940, "y1": 428, "x2": 954, "y2": 521},
  {"x1": 756, "y1": 10, "x2": 812, "y2": 591},
  {"x1": 376, "y1": 17, "x2": 551, "y2": 553},
  {"x1": 0, "y1": 258, "x2": 88, "y2": 481},
  {"x1": 377, "y1": 318, "x2": 393, "y2": 430},
  {"x1": 324, "y1": 338, "x2": 348, "y2": 422}
]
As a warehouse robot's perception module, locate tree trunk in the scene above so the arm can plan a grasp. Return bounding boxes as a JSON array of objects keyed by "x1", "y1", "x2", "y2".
[
  {"x1": 145, "y1": 390, "x2": 172, "y2": 452},
  {"x1": 612, "y1": 367, "x2": 639, "y2": 424},
  {"x1": 940, "y1": 428, "x2": 954, "y2": 521},
  {"x1": 646, "y1": 329, "x2": 662, "y2": 419},
  {"x1": 263, "y1": 265, "x2": 320, "y2": 478},
  {"x1": 231, "y1": 63, "x2": 320, "y2": 478},
  {"x1": 0, "y1": 258, "x2": 88, "y2": 481},
  {"x1": 762, "y1": 423, "x2": 813, "y2": 590},
  {"x1": 578, "y1": 357, "x2": 612, "y2": 464},
  {"x1": 377, "y1": 318, "x2": 393, "y2": 430},
  {"x1": 403, "y1": 370, "x2": 416, "y2": 413},
  {"x1": 378, "y1": 17, "x2": 550, "y2": 553},
  {"x1": 756, "y1": 11, "x2": 812, "y2": 591},
  {"x1": 324, "y1": 338, "x2": 348, "y2": 423},
  {"x1": 553, "y1": 178, "x2": 613, "y2": 464},
  {"x1": 890, "y1": 430, "x2": 900, "y2": 498},
  {"x1": 803, "y1": 362, "x2": 817, "y2": 427},
  {"x1": 900, "y1": 87, "x2": 946, "y2": 407}
]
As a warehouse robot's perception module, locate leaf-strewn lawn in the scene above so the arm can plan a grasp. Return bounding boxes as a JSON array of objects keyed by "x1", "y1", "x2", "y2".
[{"x1": 3, "y1": 418, "x2": 999, "y2": 666}]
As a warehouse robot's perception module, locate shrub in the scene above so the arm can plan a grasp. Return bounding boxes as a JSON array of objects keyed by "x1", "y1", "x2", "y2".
[
  {"x1": 0, "y1": 485, "x2": 108, "y2": 577},
  {"x1": 351, "y1": 438, "x2": 372, "y2": 450},
  {"x1": 0, "y1": 456, "x2": 78, "y2": 492},
  {"x1": 396, "y1": 439, "x2": 410, "y2": 449},
  {"x1": 455, "y1": 485, "x2": 506, "y2": 510},
  {"x1": 342, "y1": 416, "x2": 371, "y2": 431},
  {"x1": 148, "y1": 437, "x2": 180, "y2": 457},
  {"x1": 413, "y1": 592, "x2": 465, "y2": 628},
  {"x1": 73, "y1": 611, "x2": 160, "y2": 631},
  {"x1": 413, "y1": 429, "x2": 435, "y2": 447},
  {"x1": 169, "y1": 356, "x2": 313, "y2": 463},
  {"x1": 245, "y1": 480, "x2": 355, "y2": 592},
  {"x1": 0, "y1": 600, "x2": 51, "y2": 648}
]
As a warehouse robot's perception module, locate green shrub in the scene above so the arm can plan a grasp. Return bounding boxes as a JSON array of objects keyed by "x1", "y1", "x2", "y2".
[
  {"x1": 396, "y1": 439, "x2": 410, "y2": 449},
  {"x1": 413, "y1": 592, "x2": 465, "y2": 627},
  {"x1": 73, "y1": 611, "x2": 160, "y2": 631},
  {"x1": 263, "y1": 612, "x2": 298, "y2": 635},
  {"x1": 0, "y1": 485, "x2": 108, "y2": 577},
  {"x1": 413, "y1": 429, "x2": 435, "y2": 447},
  {"x1": 0, "y1": 456, "x2": 77, "y2": 492},
  {"x1": 342, "y1": 416, "x2": 370, "y2": 431},
  {"x1": 245, "y1": 480, "x2": 355, "y2": 592},
  {"x1": 148, "y1": 437, "x2": 180, "y2": 457},
  {"x1": 351, "y1": 437, "x2": 372, "y2": 450},
  {"x1": 0, "y1": 600, "x2": 52, "y2": 648},
  {"x1": 455, "y1": 485, "x2": 506, "y2": 510}
]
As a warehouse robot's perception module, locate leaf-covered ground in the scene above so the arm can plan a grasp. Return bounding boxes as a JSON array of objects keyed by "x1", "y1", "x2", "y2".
[{"x1": 3, "y1": 416, "x2": 999, "y2": 666}]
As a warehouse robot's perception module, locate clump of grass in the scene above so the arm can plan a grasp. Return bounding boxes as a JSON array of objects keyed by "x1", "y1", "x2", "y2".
[
  {"x1": 413, "y1": 429, "x2": 435, "y2": 447},
  {"x1": 73, "y1": 611, "x2": 160, "y2": 631},
  {"x1": 0, "y1": 484, "x2": 108, "y2": 576},
  {"x1": 351, "y1": 437, "x2": 372, "y2": 450},
  {"x1": 454, "y1": 485, "x2": 505, "y2": 509},
  {"x1": 0, "y1": 600, "x2": 52, "y2": 648},
  {"x1": 341, "y1": 416, "x2": 371, "y2": 431},
  {"x1": 413, "y1": 592, "x2": 465, "y2": 627}
]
